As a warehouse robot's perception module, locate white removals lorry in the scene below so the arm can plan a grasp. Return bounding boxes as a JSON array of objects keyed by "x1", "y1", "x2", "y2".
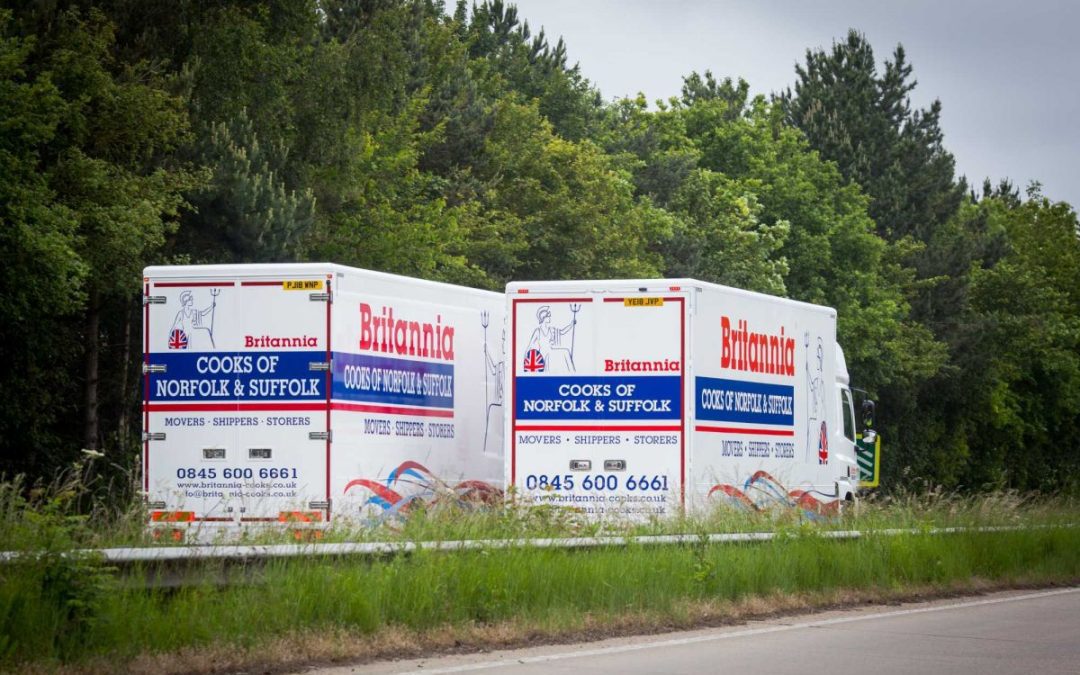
[
  {"x1": 506, "y1": 279, "x2": 863, "y2": 519},
  {"x1": 142, "y1": 263, "x2": 504, "y2": 538}
]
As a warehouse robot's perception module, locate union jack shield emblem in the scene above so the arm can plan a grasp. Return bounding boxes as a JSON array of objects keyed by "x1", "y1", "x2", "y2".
[
  {"x1": 817, "y1": 421, "x2": 829, "y2": 464},
  {"x1": 523, "y1": 348, "x2": 545, "y2": 373},
  {"x1": 168, "y1": 328, "x2": 189, "y2": 350}
]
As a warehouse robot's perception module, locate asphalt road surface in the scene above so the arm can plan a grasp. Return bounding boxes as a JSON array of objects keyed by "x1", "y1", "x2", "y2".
[{"x1": 311, "y1": 587, "x2": 1080, "y2": 675}]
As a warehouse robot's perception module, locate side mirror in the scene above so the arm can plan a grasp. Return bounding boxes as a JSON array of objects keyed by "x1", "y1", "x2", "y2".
[{"x1": 861, "y1": 400, "x2": 876, "y2": 431}]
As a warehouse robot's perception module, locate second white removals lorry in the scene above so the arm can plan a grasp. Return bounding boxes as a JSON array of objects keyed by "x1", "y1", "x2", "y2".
[
  {"x1": 142, "y1": 263, "x2": 504, "y2": 537},
  {"x1": 506, "y1": 279, "x2": 863, "y2": 519}
]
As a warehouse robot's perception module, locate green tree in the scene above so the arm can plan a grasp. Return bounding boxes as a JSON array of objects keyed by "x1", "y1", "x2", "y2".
[
  {"x1": 777, "y1": 33, "x2": 989, "y2": 488},
  {"x1": 303, "y1": 96, "x2": 482, "y2": 284},
  {"x1": 461, "y1": 0, "x2": 602, "y2": 141},
  {"x1": 472, "y1": 100, "x2": 670, "y2": 282},
  {"x1": 0, "y1": 7, "x2": 196, "y2": 475},
  {"x1": 778, "y1": 30, "x2": 966, "y2": 242},
  {"x1": 182, "y1": 109, "x2": 315, "y2": 262},
  {"x1": 0, "y1": 11, "x2": 85, "y2": 475},
  {"x1": 598, "y1": 78, "x2": 943, "y2": 422},
  {"x1": 965, "y1": 189, "x2": 1080, "y2": 489}
]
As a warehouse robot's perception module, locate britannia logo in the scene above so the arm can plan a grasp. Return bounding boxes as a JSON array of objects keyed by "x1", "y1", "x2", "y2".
[
  {"x1": 168, "y1": 289, "x2": 220, "y2": 350},
  {"x1": 523, "y1": 304, "x2": 580, "y2": 374}
]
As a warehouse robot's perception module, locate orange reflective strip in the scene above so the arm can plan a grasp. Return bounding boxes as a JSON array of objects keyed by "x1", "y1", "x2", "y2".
[
  {"x1": 278, "y1": 511, "x2": 324, "y2": 523},
  {"x1": 151, "y1": 511, "x2": 195, "y2": 522}
]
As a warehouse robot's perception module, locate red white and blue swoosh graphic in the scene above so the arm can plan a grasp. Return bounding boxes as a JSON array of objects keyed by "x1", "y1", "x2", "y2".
[
  {"x1": 343, "y1": 460, "x2": 501, "y2": 520},
  {"x1": 708, "y1": 471, "x2": 840, "y2": 518}
]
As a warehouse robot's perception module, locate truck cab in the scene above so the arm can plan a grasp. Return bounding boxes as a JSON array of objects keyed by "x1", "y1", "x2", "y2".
[{"x1": 833, "y1": 344, "x2": 860, "y2": 503}]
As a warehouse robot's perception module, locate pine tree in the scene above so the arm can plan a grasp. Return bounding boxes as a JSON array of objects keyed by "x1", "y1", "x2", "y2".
[
  {"x1": 184, "y1": 109, "x2": 315, "y2": 262},
  {"x1": 778, "y1": 30, "x2": 965, "y2": 242}
]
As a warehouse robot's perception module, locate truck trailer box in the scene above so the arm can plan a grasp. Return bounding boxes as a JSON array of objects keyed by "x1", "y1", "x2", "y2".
[
  {"x1": 505, "y1": 279, "x2": 861, "y2": 519},
  {"x1": 142, "y1": 263, "x2": 504, "y2": 534}
]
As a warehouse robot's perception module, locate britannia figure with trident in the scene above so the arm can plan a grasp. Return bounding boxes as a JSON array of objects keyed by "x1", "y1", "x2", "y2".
[
  {"x1": 170, "y1": 289, "x2": 220, "y2": 349},
  {"x1": 526, "y1": 304, "x2": 579, "y2": 373},
  {"x1": 480, "y1": 311, "x2": 504, "y2": 454},
  {"x1": 804, "y1": 331, "x2": 826, "y2": 464}
]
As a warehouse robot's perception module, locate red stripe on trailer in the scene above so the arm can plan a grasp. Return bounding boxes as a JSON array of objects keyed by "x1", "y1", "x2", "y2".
[
  {"x1": 153, "y1": 281, "x2": 235, "y2": 287},
  {"x1": 330, "y1": 402, "x2": 454, "y2": 418},
  {"x1": 514, "y1": 424, "x2": 681, "y2": 432},
  {"x1": 677, "y1": 296, "x2": 686, "y2": 510},
  {"x1": 325, "y1": 276, "x2": 332, "y2": 522},
  {"x1": 513, "y1": 297, "x2": 593, "y2": 303},
  {"x1": 143, "y1": 281, "x2": 150, "y2": 493},
  {"x1": 694, "y1": 425, "x2": 795, "y2": 436},
  {"x1": 145, "y1": 402, "x2": 326, "y2": 412},
  {"x1": 511, "y1": 300, "x2": 518, "y2": 486}
]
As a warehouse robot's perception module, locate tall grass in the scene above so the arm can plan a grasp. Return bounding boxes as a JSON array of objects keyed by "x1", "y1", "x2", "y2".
[
  {"x1": 3, "y1": 460, "x2": 1073, "y2": 549},
  {"x1": 2, "y1": 527, "x2": 1077, "y2": 669},
  {"x1": 0, "y1": 472, "x2": 1077, "y2": 671}
]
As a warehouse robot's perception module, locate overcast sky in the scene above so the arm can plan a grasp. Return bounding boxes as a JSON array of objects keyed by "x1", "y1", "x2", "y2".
[{"x1": 506, "y1": 0, "x2": 1079, "y2": 208}]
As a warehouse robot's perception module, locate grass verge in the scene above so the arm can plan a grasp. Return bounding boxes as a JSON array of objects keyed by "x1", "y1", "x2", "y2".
[{"x1": 3, "y1": 525, "x2": 1078, "y2": 673}]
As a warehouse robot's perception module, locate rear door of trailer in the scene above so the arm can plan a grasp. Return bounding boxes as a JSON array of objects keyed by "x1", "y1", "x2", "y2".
[
  {"x1": 143, "y1": 270, "x2": 332, "y2": 527},
  {"x1": 508, "y1": 284, "x2": 689, "y2": 519}
]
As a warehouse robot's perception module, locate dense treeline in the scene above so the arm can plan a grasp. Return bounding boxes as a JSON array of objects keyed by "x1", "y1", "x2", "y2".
[{"x1": 2, "y1": 1, "x2": 1077, "y2": 495}]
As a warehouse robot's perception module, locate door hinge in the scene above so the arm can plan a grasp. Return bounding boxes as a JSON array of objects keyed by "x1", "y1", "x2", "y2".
[
  {"x1": 309, "y1": 431, "x2": 331, "y2": 441},
  {"x1": 309, "y1": 292, "x2": 331, "y2": 303},
  {"x1": 143, "y1": 295, "x2": 167, "y2": 305},
  {"x1": 142, "y1": 432, "x2": 166, "y2": 442},
  {"x1": 143, "y1": 363, "x2": 167, "y2": 375},
  {"x1": 308, "y1": 361, "x2": 331, "y2": 372}
]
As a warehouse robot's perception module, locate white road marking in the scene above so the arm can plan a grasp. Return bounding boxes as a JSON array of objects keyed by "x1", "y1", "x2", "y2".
[{"x1": 402, "y1": 587, "x2": 1080, "y2": 674}]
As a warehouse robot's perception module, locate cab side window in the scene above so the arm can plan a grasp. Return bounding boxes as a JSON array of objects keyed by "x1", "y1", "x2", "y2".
[{"x1": 841, "y1": 388, "x2": 855, "y2": 442}]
